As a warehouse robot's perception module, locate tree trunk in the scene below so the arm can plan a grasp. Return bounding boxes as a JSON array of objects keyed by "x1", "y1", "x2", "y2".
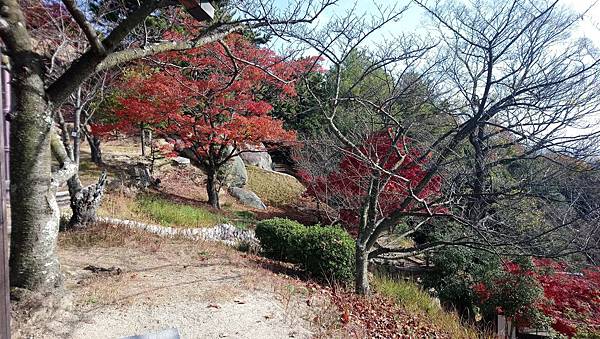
[
  {"x1": 67, "y1": 171, "x2": 107, "y2": 229},
  {"x1": 73, "y1": 107, "x2": 81, "y2": 165},
  {"x1": 9, "y1": 55, "x2": 63, "y2": 290},
  {"x1": 140, "y1": 125, "x2": 146, "y2": 157},
  {"x1": 206, "y1": 168, "x2": 220, "y2": 209},
  {"x1": 355, "y1": 243, "x2": 370, "y2": 295},
  {"x1": 86, "y1": 131, "x2": 102, "y2": 164}
]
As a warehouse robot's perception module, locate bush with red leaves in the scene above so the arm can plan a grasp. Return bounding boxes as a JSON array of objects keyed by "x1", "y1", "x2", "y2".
[{"x1": 475, "y1": 259, "x2": 600, "y2": 337}]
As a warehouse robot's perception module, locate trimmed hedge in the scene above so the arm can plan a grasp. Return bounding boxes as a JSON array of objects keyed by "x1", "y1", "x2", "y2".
[
  {"x1": 255, "y1": 218, "x2": 355, "y2": 283},
  {"x1": 300, "y1": 226, "x2": 355, "y2": 283},
  {"x1": 254, "y1": 218, "x2": 305, "y2": 261}
]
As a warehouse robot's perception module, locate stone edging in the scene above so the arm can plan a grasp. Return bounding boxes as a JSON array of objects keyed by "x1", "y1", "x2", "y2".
[{"x1": 97, "y1": 216, "x2": 258, "y2": 247}]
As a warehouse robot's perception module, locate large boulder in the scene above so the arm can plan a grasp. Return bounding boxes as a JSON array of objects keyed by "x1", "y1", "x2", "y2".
[
  {"x1": 228, "y1": 187, "x2": 266, "y2": 209},
  {"x1": 239, "y1": 143, "x2": 273, "y2": 170},
  {"x1": 218, "y1": 153, "x2": 248, "y2": 188}
]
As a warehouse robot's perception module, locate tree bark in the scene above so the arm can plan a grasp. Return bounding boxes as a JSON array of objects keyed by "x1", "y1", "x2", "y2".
[
  {"x1": 355, "y1": 243, "x2": 370, "y2": 295},
  {"x1": 67, "y1": 171, "x2": 107, "y2": 228},
  {"x1": 73, "y1": 108, "x2": 81, "y2": 165},
  {"x1": 140, "y1": 125, "x2": 146, "y2": 157},
  {"x1": 468, "y1": 124, "x2": 488, "y2": 223},
  {"x1": 9, "y1": 91, "x2": 63, "y2": 290},
  {"x1": 87, "y1": 131, "x2": 102, "y2": 164},
  {"x1": 206, "y1": 168, "x2": 220, "y2": 209},
  {"x1": 0, "y1": 0, "x2": 69, "y2": 288},
  {"x1": 8, "y1": 68, "x2": 62, "y2": 289}
]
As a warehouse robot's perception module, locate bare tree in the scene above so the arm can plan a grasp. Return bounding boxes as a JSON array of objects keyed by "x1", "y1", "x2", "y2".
[
  {"x1": 59, "y1": 72, "x2": 118, "y2": 229},
  {"x1": 294, "y1": 0, "x2": 600, "y2": 294},
  {"x1": 0, "y1": 0, "x2": 335, "y2": 291}
]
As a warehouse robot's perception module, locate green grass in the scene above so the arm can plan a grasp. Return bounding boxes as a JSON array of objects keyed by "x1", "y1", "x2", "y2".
[
  {"x1": 246, "y1": 166, "x2": 305, "y2": 206},
  {"x1": 227, "y1": 211, "x2": 257, "y2": 230},
  {"x1": 373, "y1": 275, "x2": 484, "y2": 338},
  {"x1": 373, "y1": 275, "x2": 439, "y2": 315},
  {"x1": 136, "y1": 194, "x2": 225, "y2": 228}
]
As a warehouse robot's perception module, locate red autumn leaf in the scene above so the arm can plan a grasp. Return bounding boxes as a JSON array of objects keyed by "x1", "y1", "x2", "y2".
[{"x1": 341, "y1": 309, "x2": 350, "y2": 324}]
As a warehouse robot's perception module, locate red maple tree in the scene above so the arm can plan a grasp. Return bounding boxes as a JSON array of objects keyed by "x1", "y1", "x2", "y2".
[
  {"x1": 474, "y1": 259, "x2": 600, "y2": 337},
  {"x1": 299, "y1": 132, "x2": 442, "y2": 234},
  {"x1": 99, "y1": 33, "x2": 315, "y2": 208},
  {"x1": 533, "y1": 259, "x2": 600, "y2": 337}
]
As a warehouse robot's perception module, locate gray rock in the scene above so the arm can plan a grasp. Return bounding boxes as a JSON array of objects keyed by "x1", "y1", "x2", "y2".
[
  {"x1": 129, "y1": 163, "x2": 159, "y2": 189},
  {"x1": 228, "y1": 187, "x2": 267, "y2": 209},
  {"x1": 172, "y1": 156, "x2": 190, "y2": 166},
  {"x1": 240, "y1": 143, "x2": 273, "y2": 170},
  {"x1": 218, "y1": 151, "x2": 248, "y2": 188}
]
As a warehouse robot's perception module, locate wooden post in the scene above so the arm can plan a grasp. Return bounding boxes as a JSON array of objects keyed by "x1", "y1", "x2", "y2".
[{"x1": 0, "y1": 51, "x2": 11, "y2": 339}]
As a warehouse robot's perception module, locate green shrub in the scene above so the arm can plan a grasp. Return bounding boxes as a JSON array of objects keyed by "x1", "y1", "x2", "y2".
[
  {"x1": 299, "y1": 226, "x2": 355, "y2": 283},
  {"x1": 255, "y1": 218, "x2": 355, "y2": 283},
  {"x1": 255, "y1": 218, "x2": 306, "y2": 261},
  {"x1": 422, "y1": 247, "x2": 501, "y2": 318}
]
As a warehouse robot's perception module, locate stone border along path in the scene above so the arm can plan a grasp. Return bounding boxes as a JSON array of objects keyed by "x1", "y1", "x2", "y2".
[{"x1": 97, "y1": 217, "x2": 258, "y2": 247}]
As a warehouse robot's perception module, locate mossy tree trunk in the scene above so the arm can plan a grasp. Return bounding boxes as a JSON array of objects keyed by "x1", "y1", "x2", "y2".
[
  {"x1": 355, "y1": 243, "x2": 370, "y2": 295},
  {"x1": 8, "y1": 54, "x2": 66, "y2": 290}
]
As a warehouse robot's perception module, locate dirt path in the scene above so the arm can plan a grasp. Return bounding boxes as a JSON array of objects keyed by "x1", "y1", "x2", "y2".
[{"x1": 12, "y1": 227, "x2": 339, "y2": 339}]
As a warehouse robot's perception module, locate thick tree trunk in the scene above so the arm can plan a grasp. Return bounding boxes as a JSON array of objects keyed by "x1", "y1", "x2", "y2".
[
  {"x1": 355, "y1": 244, "x2": 370, "y2": 295},
  {"x1": 206, "y1": 168, "x2": 220, "y2": 209},
  {"x1": 9, "y1": 56, "x2": 63, "y2": 290},
  {"x1": 67, "y1": 171, "x2": 107, "y2": 228}
]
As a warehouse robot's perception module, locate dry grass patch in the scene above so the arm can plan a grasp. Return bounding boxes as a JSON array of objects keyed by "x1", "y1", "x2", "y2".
[
  {"x1": 98, "y1": 191, "x2": 149, "y2": 222},
  {"x1": 373, "y1": 275, "x2": 488, "y2": 338},
  {"x1": 246, "y1": 166, "x2": 305, "y2": 206},
  {"x1": 60, "y1": 222, "x2": 181, "y2": 249}
]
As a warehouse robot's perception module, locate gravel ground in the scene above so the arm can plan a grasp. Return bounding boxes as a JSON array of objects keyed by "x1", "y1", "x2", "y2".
[
  {"x1": 12, "y1": 239, "x2": 322, "y2": 339},
  {"x1": 71, "y1": 292, "x2": 310, "y2": 339}
]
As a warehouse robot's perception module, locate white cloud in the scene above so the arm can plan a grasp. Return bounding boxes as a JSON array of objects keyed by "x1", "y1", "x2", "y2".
[{"x1": 561, "y1": 0, "x2": 600, "y2": 47}]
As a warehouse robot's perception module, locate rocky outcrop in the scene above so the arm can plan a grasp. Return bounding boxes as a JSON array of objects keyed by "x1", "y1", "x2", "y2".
[
  {"x1": 218, "y1": 155, "x2": 248, "y2": 188},
  {"x1": 216, "y1": 146, "x2": 248, "y2": 188},
  {"x1": 228, "y1": 187, "x2": 267, "y2": 210},
  {"x1": 240, "y1": 143, "x2": 273, "y2": 170}
]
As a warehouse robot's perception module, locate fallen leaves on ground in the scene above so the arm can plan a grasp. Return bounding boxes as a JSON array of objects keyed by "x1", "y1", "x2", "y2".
[{"x1": 309, "y1": 283, "x2": 450, "y2": 339}]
